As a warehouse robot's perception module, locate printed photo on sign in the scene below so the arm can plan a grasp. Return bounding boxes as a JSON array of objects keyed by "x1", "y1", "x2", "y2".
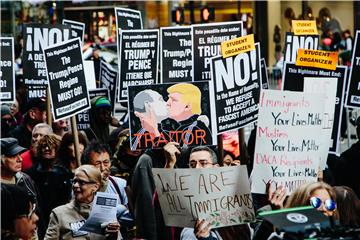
[
  {"x1": 117, "y1": 29, "x2": 159, "y2": 102},
  {"x1": 0, "y1": 37, "x2": 15, "y2": 102},
  {"x1": 76, "y1": 88, "x2": 109, "y2": 130},
  {"x1": 210, "y1": 43, "x2": 261, "y2": 134},
  {"x1": 250, "y1": 90, "x2": 325, "y2": 195},
  {"x1": 192, "y1": 21, "x2": 243, "y2": 81},
  {"x1": 284, "y1": 32, "x2": 319, "y2": 63},
  {"x1": 62, "y1": 19, "x2": 85, "y2": 44},
  {"x1": 260, "y1": 58, "x2": 269, "y2": 89},
  {"x1": 160, "y1": 26, "x2": 192, "y2": 83},
  {"x1": 282, "y1": 63, "x2": 347, "y2": 154},
  {"x1": 303, "y1": 77, "x2": 337, "y2": 170},
  {"x1": 23, "y1": 23, "x2": 71, "y2": 99},
  {"x1": 345, "y1": 30, "x2": 360, "y2": 109},
  {"x1": 128, "y1": 81, "x2": 216, "y2": 150},
  {"x1": 153, "y1": 166, "x2": 255, "y2": 228},
  {"x1": 43, "y1": 37, "x2": 90, "y2": 121},
  {"x1": 99, "y1": 60, "x2": 117, "y2": 113}
]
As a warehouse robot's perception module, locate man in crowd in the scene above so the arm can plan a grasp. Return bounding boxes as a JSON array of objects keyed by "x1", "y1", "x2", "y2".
[
  {"x1": 9, "y1": 98, "x2": 47, "y2": 149},
  {"x1": 21, "y1": 123, "x2": 53, "y2": 170},
  {"x1": 1, "y1": 137, "x2": 44, "y2": 238}
]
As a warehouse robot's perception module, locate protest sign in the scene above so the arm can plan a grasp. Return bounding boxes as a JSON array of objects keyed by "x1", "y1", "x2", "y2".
[
  {"x1": 115, "y1": 7, "x2": 143, "y2": 30},
  {"x1": 117, "y1": 29, "x2": 159, "y2": 102},
  {"x1": 210, "y1": 43, "x2": 261, "y2": 134},
  {"x1": 192, "y1": 21, "x2": 243, "y2": 81},
  {"x1": 251, "y1": 90, "x2": 324, "y2": 194},
  {"x1": 152, "y1": 166, "x2": 255, "y2": 228},
  {"x1": 292, "y1": 20, "x2": 318, "y2": 35},
  {"x1": 99, "y1": 60, "x2": 117, "y2": 113},
  {"x1": 261, "y1": 58, "x2": 269, "y2": 89},
  {"x1": 62, "y1": 19, "x2": 85, "y2": 44},
  {"x1": 284, "y1": 32, "x2": 319, "y2": 63},
  {"x1": 282, "y1": 63, "x2": 347, "y2": 154},
  {"x1": 0, "y1": 37, "x2": 15, "y2": 102},
  {"x1": 76, "y1": 88, "x2": 109, "y2": 130},
  {"x1": 128, "y1": 81, "x2": 216, "y2": 150},
  {"x1": 221, "y1": 34, "x2": 255, "y2": 58},
  {"x1": 43, "y1": 38, "x2": 90, "y2": 121},
  {"x1": 23, "y1": 23, "x2": 71, "y2": 99},
  {"x1": 345, "y1": 30, "x2": 360, "y2": 109},
  {"x1": 160, "y1": 26, "x2": 192, "y2": 83},
  {"x1": 296, "y1": 49, "x2": 338, "y2": 70},
  {"x1": 83, "y1": 60, "x2": 96, "y2": 89},
  {"x1": 304, "y1": 77, "x2": 337, "y2": 169}
]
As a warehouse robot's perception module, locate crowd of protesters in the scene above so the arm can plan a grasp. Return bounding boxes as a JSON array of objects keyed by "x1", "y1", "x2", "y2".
[{"x1": 1, "y1": 89, "x2": 360, "y2": 240}]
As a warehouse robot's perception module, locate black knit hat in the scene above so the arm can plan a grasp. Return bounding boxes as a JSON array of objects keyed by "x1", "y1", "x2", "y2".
[{"x1": 1, "y1": 184, "x2": 34, "y2": 231}]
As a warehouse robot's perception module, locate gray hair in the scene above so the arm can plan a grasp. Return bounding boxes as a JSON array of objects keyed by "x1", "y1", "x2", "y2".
[
  {"x1": 32, "y1": 123, "x2": 53, "y2": 134},
  {"x1": 190, "y1": 146, "x2": 218, "y2": 164}
]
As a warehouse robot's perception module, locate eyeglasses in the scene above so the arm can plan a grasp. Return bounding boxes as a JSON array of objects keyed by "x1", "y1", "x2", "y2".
[
  {"x1": 71, "y1": 179, "x2": 96, "y2": 186},
  {"x1": 310, "y1": 197, "x2": 336, "y2": 211},
  {"x1": 189, "y1": 160, "x2": 214, "y2": 168},
  {"x1": 17, "y1": 203, "x2": 36, "y2": 219}
]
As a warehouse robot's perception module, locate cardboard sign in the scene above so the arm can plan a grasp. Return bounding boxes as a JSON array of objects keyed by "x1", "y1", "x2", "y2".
[
  {"x1": 62, "y1": 19, "x2": 85, "y2": 44},
  {"x1": 210, "y1": 43, "x2": 261, "y2": 134},
  {"x1": 296, "y1": 49, "x2": 338, "y2": 70},
  {"x1": 221, "y1": 34, "x2": 255, "y2": 58},
  {"x1": 160, "y1": 26, "x2": 192, "y2": 83},
  {"x1": 153, "y1": 166, "x2": 255, "y2": 228},
  {"x1": 23, "y1": 23, "x2": 71, "y2": 99},
  {"x1": 345, "y1": 30, "x2": 360, "y2": 108},
  {"x1": 117, "y1": 29, "x2": 159, "y2": 102},
  {"x1": 0, "y1": 37, "x2": 15, "y2": 102},
  {"x1": 251, "y1": 90, "x2": 324, "y2": 194},
  {"x1": 76, "y1": 88, "x2": 109, "y2": 130},
  {"x1": 282, "y1": 63, "x2": 347, "y2": 154},
  {"x1": 304, "y1": 77, "x2": 337, "y2": 169},
  {"x1": 43, "y1": 38, "x2": 90, "y2": 120},
  {"x1": 192, "y1": 21, "x2": 243, "y2": 81},
  {"x1": 292, "y1": 20, "x2": 318, "y2": 35},
  {"x1": 284, "y1": 32, "x2": 319, "y2": 63},
  {"x1": 260, "y1": 58, "x2": 269, "y2": 89},
  {"x1": 99, "y1": 60, "x2": 117, "y2": 113},
  {"x1": 128, "y1": 81, "x2": 216, "y2": 150}
]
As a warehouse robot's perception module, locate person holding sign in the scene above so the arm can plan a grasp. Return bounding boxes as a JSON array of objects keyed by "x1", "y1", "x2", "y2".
[
  {"x1": 45, "y1": 165, "x2": 121, "y2": 239},
  {"x1": 163, "y1": 143, "x2": 251, "y2": 240}
]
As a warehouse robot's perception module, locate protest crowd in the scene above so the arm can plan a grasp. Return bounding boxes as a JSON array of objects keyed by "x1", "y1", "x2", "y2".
[{"x1": 1, "y1": 3, "x2": 360, "y2": 240}]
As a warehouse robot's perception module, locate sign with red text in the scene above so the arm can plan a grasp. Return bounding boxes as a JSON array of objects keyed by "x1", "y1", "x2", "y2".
[
  {"x1": 153, "y1": 166, "x2": 255, "y2": 228},
  {"x1": 250, "y1": 90, "x2": 324, "y2": 194},
  {"x1": 128, "y1": 81, "x2": 216, "y2": 150}
]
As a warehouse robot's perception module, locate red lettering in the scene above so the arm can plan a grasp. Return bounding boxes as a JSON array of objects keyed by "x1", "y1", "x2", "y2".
[
  {"x1": 195, "y1": 129, "x2": 206, "y2": 144},
  {"x1": 181, "y1": 130, "x2": 194, "y2": 145}
]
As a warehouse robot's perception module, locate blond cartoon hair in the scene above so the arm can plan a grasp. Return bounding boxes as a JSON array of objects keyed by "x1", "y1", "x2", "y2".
[{"x1": 167, "y1": 83, "x2": 201, "y2": 114}]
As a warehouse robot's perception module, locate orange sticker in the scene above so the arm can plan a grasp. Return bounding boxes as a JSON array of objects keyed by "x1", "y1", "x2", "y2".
[
  {"x1": 221, "y1": 34, "x2": 255, "y2": 58},
  {"x1": 292, "y1": 20, "x2": 318, "y2": 35},
  {"x1": 296, "y1": 49, "x2": 338, "y2": 70}
]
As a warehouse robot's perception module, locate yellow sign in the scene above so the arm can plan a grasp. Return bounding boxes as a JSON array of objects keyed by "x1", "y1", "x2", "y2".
[
  {"x1": 292, "y1": 20, "x2": 318, "y2": 35},
  {"x1": 296, "y1": 49, "x2": 338, "y2": 70},
  {"x1": 221, "y1": 34, "x2": 255, "y2": 58}
]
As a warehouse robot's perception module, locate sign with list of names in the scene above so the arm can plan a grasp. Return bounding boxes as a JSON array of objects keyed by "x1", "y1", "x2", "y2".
[
  {"x1": 153, "y1": 166, "x2": 255, "y2": 228},
  {"x1": 251, "y1": 90, "x2": 324, "y2": 194},
  {"x1": 0, "y1": 37, "x2": 15, "y2": 102},
  {"x1": 43, "y1": 38, "x2": 90, "y2": 120}
]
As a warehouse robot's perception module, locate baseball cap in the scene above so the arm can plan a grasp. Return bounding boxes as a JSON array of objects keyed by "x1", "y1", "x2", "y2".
[
  {"x1": 26, "y1": 98, "x2": 47, "y2": 112},
  {"x1": 1, "y1": 138, "x2": 27, "y2": 156}
]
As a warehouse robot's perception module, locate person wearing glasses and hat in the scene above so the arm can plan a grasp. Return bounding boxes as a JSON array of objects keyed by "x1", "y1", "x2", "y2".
[
  {"x1": 1, "y1": 184, "x2": 39, "y2": 240},
  {"x1": 9, "y1": 98, "x2": 47, "y2": 149},
  {"x1": 1, "y1": 138, "x2": 43, "y2": 239}
]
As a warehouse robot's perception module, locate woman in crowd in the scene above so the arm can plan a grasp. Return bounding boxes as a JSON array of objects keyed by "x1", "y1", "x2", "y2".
[
  {"x1": 285, "y1": 181, "x2": 338, "y2": 218},
  {"x1": 45, "y1": 165, "x2": 120, "y2": 240},
  {"x1": 57, "y1": 131, "x2": 89, "y2": 175},
  {"x1": 1, "y1": 184, "x2": 39, "y2": 240},
  {"x1": 333, "y1": 186, "x2": 360, "y2": 227}
]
